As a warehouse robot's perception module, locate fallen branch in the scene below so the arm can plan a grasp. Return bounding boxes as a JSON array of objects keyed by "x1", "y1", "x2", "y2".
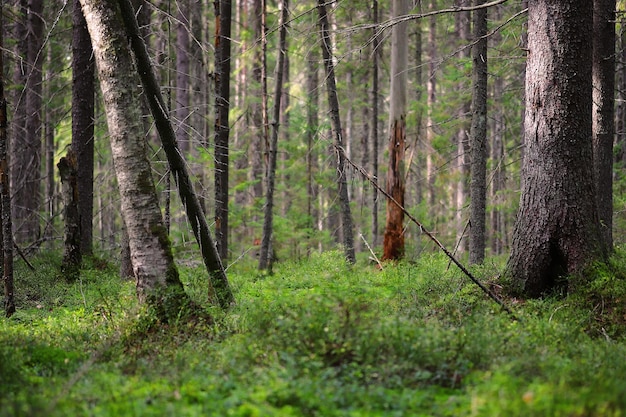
[
  {"x1": 343, "y1": 147, "x2": 518, "y2": 321},
  {"x1": 359, "y1": 233, "x2": 383, "y2": 270}
]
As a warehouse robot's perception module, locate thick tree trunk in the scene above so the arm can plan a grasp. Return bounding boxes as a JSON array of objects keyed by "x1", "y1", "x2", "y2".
[
  {"x1": 468, "y1": 0, "x2": 488, "y2": 265},
  {"x1": 58, "y1": 151, "x2": 81, "y2": 281},
  {"x1": 80, "y1": 0, "x2": 189, "y2": 314},
  {"x1": 214, "y1": 0, "x2": 232, "y2": 260},
  {"x1": 592, "y1": 0, "x2": 615, "y2": 250},
  {"x1": 382, "y1": 0, "x2": 409, "y2": 261},
  {"x1": 507, "y1": 0, "x2": 606, "y2": 297},
  {"x1": 258, "y1": 0, "x2": 288, "y2": 272},
  {"x1": 72, "y1": 0, "x2": 95, "y2": 257},
  {"x1": 317, "y1": 0, "x2": 356, "y2": 264},
  {"x1": 119, "y1": 0, "x2": 234, "y2": 308}
]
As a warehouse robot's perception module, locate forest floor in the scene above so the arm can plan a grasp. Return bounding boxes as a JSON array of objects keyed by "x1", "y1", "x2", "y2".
[{"x1": 1, "y1": 248, "x2": 626, "y2": 416}]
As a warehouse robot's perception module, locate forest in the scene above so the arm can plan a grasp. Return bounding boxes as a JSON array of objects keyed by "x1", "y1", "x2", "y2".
[{"x1": 1, "y1": 0, "x2": 626, "y2": 415}]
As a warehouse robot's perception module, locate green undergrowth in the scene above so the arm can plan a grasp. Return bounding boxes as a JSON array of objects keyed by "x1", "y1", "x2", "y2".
[{"x1": 1, "y1": 248, "x2": 626, "y2": 416}]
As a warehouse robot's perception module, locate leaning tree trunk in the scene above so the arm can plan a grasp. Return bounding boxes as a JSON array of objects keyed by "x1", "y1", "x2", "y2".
[
  {"x1": 382, "y1": 0, "x2": 409, "y2": 261},
  {"x1": 592, "y1": 0, "x2": 615, "y2": 250},
  {"x1": 468, "y1": 0, "x2": 488, "y2": 265},
  {"x1": 506, "y1": 0, "x2": 606, "y2": 297},
  {"x1": 118, "y1": 0, "x2": 234, "y2": 308},
  {"x1": 258, "y1": 0, "x2": 288, "y2": 272},
  {"x1": 79, "y1": 0, "x2": 189, "y2": 316},
  {"x1": 317, "y1": 0, "x2": 356, "y2": 264}
]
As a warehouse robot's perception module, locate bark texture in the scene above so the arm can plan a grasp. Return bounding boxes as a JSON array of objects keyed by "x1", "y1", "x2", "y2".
[
  {"x1": 79, "y1": 0, "x2": 186, "y2": 308},
  {"x1": 382, "y1": 0, "x2": 409, "y2": 261},
  {"x1": 118, "y1": 0, "x2": 234, "y2": 308},
  {"x1": 592, "y1": 0, "x2": 615, "y2": 250},
  {"x1": 507, "y1": 0, "x2": 606, "y2": 297},
  {"x1": 317, "y1": 0, "x2": 356, "y2": 264},
  {"x1": 58, "y1": 150, "x2": 81, "y2": 281},
  {"x1": 11, "y1": 0, "x2": 44, "y2": 244},
  {"x1": 0, "y1": 19, "x2": 15, "y2": 316},
  {"x1": 468, "y1": 0, "x2": 488, "y2": 265},
  {"x1": 214, "y1": 0, "x2": 232, "y2": 260},
  {"x1": 72, "y1": 0, "x2": 95, "y2": 256}
]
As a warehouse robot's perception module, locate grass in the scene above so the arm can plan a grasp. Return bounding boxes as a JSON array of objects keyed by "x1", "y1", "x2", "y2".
[{"x1": 1, "y1": 248, "x2": 626, "y2": 416}]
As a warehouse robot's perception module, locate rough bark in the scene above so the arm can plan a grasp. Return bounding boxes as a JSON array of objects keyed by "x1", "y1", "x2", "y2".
[
  {"x1": 119, "y1": 0, "x2": 234, "y2": 308},
  {"x1": 0, "y1": 18, "x2": 15, "y2": 316},
  {"x1": 592, "y1": 0, "x2": 615, "y2": 250},
  {"x1": 507, "y1": 0, "x2": 606, "y2": 297},
  {"x1": 258, "y1": 0, "x2": 288, "y2": 272},
  {"x1": 249, "y1": 0, "x2": 265, "y2": 206},
  {"x1": 214, "y1": 0, "x2": 232, "y2": 260},
  {"x1": 317, "y1": 0, "x2": 356, "y2": 264},
  {"x1": 468, "y1": 0, "x2": 488, "y2": 265},
  {"x1": 72, "y1": 0, "x2": 95, "y2": 256},
  {"x1": 58, "y1": 150, "x2": 82, "y2": 281},
  {"x1": 11, "y1": 0, "x2": 44, "y2": 244},
  {"x1": 80, "y1": 0, "x2": 188, "y2": 313},
  {"x1": 382, "y1": 0, "x2": 409, "y2": 261}
]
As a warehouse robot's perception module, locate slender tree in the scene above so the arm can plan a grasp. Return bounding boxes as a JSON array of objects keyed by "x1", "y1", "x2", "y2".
[
  {"x1": 214, "y1": 0, "x2": 232, "y2": 260},
  {"x1": 258, "y1": 0, "x2": 288, "y2": 272},
  {"x1": 507, "y1": 0, "x2": 606, "y2": 296},
  {"x1": 0, "y1": 5, "x2": 15, "y2": 317},
  {"x1": 11, "y1": 0, "x2": 44, "y2": 244},
  {"x1": 175, "y1": 0, "x2": 191, "y2": 153},
  {"x1": 371, "y1": 0, "x2": 380, "y2": 248},
  {"x1": 382, "y1": 0, "x2": 409, "y2": 261},
  {"x1": 592, "y1": 0, "x2": 615, "y2": 250},
  {"x1": 468, "y1": 0, "x2": 488, "y2": 265},
  {"x1": 72, "y1": 0, "x2": 95, "y2": 256},
  {"x1": 317, "y1": 0, "x2": 356, "y2": 264}
]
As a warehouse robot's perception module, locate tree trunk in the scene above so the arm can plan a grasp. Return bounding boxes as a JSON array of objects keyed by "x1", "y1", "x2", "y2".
[
  {"x1": 317, "y1": 0, "x2": 356, "y2": 264},
  {"x1": 468, "y1": 0, "x2": 488, "y2": 265},
  {"x1": 592, "y1": 0, "x2": 615, "y2": 250},
  {"x1": 175, "y1": 0, "x2": 191, "y2": 154},
  {"x1": 454, "y1": 1, "x2": 470, "y2": 254},
  {"x1": 426, "y1": 0, "x2": 437, "y2": 209},
  {"x1": 72, "y1": 0, "x2": 95, "y2": 257},
  {"x1": 0, "y1": 17, "x2": 15, "y2": 317},
  {"x1": 119, "y1": 0, "x2": 234, "y2": 308},
  {"x1": 507, "y1": 0, "x2": 606, "y2": 297},
  {"x1": 382, "y1": 0, "x2": 409, "y2": 261},
  {"x1": 258, "y1": 0, "x2": 288, "y2": 272},
  {"x1": 214, "y1": 0, "x2": 232, "y2": 260},
  {"x1": 370, "y1": 0, "x2": 380, "y2": 248},
  {"x1": 79, "y1": 0, "x2": 189, "y2": 316},
  {"x1": 58, "y1": 150, "x2": 81, "y2": 281},
  {"x1": 306, "y1": 48, "x2": 319, "y2": 255},
  {"x1": 11, "y1": 0, "x2": 44, "y2": 245}
]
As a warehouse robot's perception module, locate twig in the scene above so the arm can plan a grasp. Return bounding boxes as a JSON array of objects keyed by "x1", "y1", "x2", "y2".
[
  {"x1": 342, "y1": 146, "x2": 519, "y2": 321},
  {"x1": 13, "y1": 240, "x2": 35, "y2": 271},
  {"x1": 359, "y1": 233, "x2": 383, "y2": 270}
]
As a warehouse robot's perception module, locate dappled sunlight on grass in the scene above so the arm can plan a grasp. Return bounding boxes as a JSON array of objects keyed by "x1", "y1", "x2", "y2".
[{"x1": 1, "y1": 250, "x2": 626, "y2": 416}]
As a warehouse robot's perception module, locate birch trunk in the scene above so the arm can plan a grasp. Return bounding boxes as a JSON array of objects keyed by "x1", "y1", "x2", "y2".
[{"x1": 79, "y1": 0, "x2": 187, "y2": 311}]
